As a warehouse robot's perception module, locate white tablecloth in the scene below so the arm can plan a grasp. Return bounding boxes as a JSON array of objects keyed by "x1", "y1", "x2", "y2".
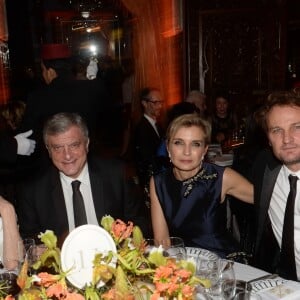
[
  {"x1": 234, "y1": 262, "x2": 268, "y2": 282},
  {"x1": 234, "y1": 262, "x2": 300, "y2": 300}
]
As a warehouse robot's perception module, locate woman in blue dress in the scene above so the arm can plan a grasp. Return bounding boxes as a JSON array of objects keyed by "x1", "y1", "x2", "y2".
[{"x1": 149, "y1": 114, "x2": 253, "y2": 258}]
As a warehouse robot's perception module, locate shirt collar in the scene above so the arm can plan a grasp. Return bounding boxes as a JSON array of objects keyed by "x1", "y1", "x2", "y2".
[
  {"x1": 282, "y1": 164, "x2": 300, "y2": 178},
  {"x1": 60, "y1": 163, "x2": 89, "y2": 185},
  {"x1": 144, "y1": 114, "x2": 156, "y2": 127}
]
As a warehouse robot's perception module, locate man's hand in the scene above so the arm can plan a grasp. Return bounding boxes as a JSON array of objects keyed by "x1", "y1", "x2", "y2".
[{"x1": 14, "y1": 129, "x2": 36, "y2": 156}]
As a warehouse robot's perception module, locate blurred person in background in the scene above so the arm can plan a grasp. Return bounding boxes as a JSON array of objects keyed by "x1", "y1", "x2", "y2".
[
  {"x1": 185, "y1": 90, "x2": 210, "y2": 121},
  {"x1": 19, "y1": 43, "x2": 109, "y2": 171},
  {"x1": 133, "y1": 87, "x2": 164, "y2": 189},
  {"x1": 211, "y1": 93, "x2": 238, "y2": 144}
]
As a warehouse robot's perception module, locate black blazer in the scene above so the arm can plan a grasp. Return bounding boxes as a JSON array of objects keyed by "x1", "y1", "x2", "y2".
[
  {"x1": 16, "y1": 156, "x2": 149, "y2": 244},
  {"x1": 0, "y1": 133, "x2": 17, "y2": 164},
  {"x1": 133, "y1": 116, "x2": 162, "y2": 163},
  {"x1": 251, "y1": 148, "x2": 282, "y2": 272},
  {"x1": 133, "y1": 116, "x2": 163, "y2": 184}
]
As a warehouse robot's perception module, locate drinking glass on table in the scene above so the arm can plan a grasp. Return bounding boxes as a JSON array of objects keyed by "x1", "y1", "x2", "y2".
[
  {"x1": 198, "y1": 258, "x2": 236, "y2": 300},
  {"x1": 219, "y1": 260, "x2": 236, "y2": 299},
  {"x1": 27, "y1": 244, "x2": 48, "y2": 275},
  {"x1": 196, "y1": 255, "x2": 220, "y2": 296},
  {"x1": 17, "y1": 238, "x2": 35, "y2": 269},
  {"x1": 159, "y1": 237, "x2": 187, "y2": 260}
]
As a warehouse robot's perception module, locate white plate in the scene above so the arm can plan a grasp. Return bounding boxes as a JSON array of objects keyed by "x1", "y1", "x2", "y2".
[
  {"x1": 251, "y1": 278, "x2": 286, "y2": 293},
  {"x1": 61, "y1": 224, "x2": 117, "y2": 289},
  {"x1": 186, "y1": 247, "x2": 219, "y2": 260}
]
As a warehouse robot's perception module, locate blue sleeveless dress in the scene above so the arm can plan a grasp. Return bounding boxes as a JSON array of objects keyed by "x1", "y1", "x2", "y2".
[{"x1": 153, "y1": 162, "x2": 238, "y2": 257}]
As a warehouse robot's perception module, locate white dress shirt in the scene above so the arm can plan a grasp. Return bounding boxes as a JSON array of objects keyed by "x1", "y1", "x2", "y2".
[
  {"x1": 144, "y1": 114, "x2": 160, "y2": 137},
  {"x1": 60, "y1": 163, "x2": 98, "y2": 231},
  {"x1": 269, "y1": 165, "x2": 300, "y2": 279}
]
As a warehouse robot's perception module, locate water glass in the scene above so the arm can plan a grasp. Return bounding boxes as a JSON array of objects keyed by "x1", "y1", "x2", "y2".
[
  {"x1": 144, "y1": 238, "x2": 160, "y2": 257},
  {"x1": 202, "y1": 259, "x2": 236, "y2": 300},
  {"x1": 17, "y1": 238, "x2": 35, "y2": 268},
  {"x1": 195, "y1": 255, "x2": 220, "y2": 298},
  {"x1": 196, "y1": 255, "x2": 220, "y2": 284},
  {"x1": 159, "y1": 237, "x2": 187, "y2": 260},
  {"x1": 220, "y1": 260, "x2": 236, "y2": 299},
  {"x1": 27, "y1": 244, "x2": 47, "y2": 274}
]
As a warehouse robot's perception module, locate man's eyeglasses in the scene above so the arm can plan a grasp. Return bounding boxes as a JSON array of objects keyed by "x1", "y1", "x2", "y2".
[
  {"x1": 47, "y1": 141, "x2": 83, "y2": 154},
  {"x1": 143, "y1": 98, "x2": 164, "y2": 105}
]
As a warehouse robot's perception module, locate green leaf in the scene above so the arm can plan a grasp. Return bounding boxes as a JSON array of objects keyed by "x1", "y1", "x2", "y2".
[{"x1": 38, "y1": 230, "x2": 57, "y2": 249}]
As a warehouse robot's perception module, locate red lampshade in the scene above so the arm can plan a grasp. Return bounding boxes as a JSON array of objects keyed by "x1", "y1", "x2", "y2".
[{"x1": 41, "y1": 43, "x2": 71, "y2": 60}]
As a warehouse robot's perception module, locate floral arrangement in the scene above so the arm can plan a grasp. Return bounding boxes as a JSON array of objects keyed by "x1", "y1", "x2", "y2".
[{"x1": 1, "y1": 216, "x2": 210, "y2": 300}]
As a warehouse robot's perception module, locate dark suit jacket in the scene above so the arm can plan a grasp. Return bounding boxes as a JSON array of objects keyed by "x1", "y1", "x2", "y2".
[
  {"x1": 251, "y1": 148, "x2": 282, "y2": 272},
  {"x1": 16, "y1": 156, "x2": 150, "y2": 244},
  {"x1": 133, "y1": 116, "x2": 163, "y2": 185},
  {"x1": 0, "y1": 133, "x2": 17, "y2": 164}
]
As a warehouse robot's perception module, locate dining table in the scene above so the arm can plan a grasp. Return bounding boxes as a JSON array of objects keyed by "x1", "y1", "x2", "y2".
[{"x1": 186, "y1": 247, "x2": 300, "y2": 300}]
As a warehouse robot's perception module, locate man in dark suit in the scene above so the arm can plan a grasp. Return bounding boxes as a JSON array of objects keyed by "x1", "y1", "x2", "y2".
[
  {"x1": 16, "y1": 112, "x2": 149, "y2": 245},
  {"x1": 252, "y1": 89, "x2": 300, "y2": 281},
  {"x1": 19, "y1": 44, "x2": 109, "y2": 169},
  {"x1": 133, "y1": 87, "x2": 164, "y2": 188}
]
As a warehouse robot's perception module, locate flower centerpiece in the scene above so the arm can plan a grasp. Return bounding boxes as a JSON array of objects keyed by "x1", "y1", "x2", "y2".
[{"x1": 2, "y1": 216, "x2": 210, "y2": 300}]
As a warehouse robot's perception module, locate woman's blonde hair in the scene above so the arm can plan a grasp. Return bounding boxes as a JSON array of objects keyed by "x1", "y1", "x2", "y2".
[{"x1": 166, "y1": 113, "x2": 211, "y2": 145}]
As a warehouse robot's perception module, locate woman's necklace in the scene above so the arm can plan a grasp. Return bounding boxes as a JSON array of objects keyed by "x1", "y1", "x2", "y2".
[{"x1": 176, "y1": 165, "x2": 218, "y2": 198}]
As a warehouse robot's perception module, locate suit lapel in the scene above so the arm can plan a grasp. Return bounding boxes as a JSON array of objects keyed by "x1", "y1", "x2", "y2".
[
  {"x1": 88, "y1": 159, "x2": 105, "y2": 224},
  {"x1": 256, "y1": 162, "x2": 281, "y2": 248},
  {"x1": 144, "y1": 116, "x2": 161, "y2": 139},
  {"x1": 50, "y1": 167, "x2": 69, "y2": 231}
]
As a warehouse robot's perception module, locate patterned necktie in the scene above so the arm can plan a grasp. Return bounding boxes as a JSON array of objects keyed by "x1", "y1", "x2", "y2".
[
  {"x1": 279, "y1": 174, "x2": 298, "y2": 280},
  {"x1": 71, "y1": 180, "x2": 87, "y2": 227}
]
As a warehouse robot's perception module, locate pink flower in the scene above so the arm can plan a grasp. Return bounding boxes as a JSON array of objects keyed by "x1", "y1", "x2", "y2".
[
  {"x1": 37, "y1": 272, "x2": 61, "y2": 287},
  {"x1": 46, "y1": 282, "x2": 68, "y2": 298},
  {"x1": 65, "y1": 291, "x2": 85, "y2": 300},
  {"x1": 111, "y1": 219, "x2": 133, "y2": 241}
]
